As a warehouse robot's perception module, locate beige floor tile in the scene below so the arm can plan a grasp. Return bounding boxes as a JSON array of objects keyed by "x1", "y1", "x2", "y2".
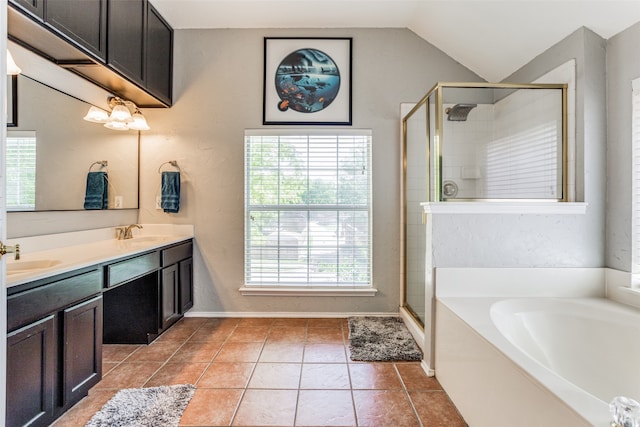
[
  {"x1": 259, "y1": 342, "x2": 305, "y2": 363},
  {"x1": 94, "y1": 362, "x2": 163, "y2": 389},
  {"x1": 144, "y1": 362, "x2": 208, "y2": 387},
  {"x1": 349, "y1": 363, "x2": 404, "y2": 390},
  {"x1": 197, "y1": 362, "x2": 255, "y2": 388},
  {"x1": 214, "y1": 342, "x2": 264, "y2": 362},
  {"x1": 232, "y1": 389, "x2": 297, "y2": 426},
  {"x1": 295, "y1": 390, "x2": 356, "y2": 426},
  {"x1": 409, "y1": 390, "x2": 468, "y2": 427},
  {"x1": 248, "y1": 363, "x2": 302, "y2": 389},
  {"x1": 180, "y1": 388, "x2": 243, "y2": 426},
  {"x1": 300, "y1": 364, "x2": 351, "y2": 389},
  {"x1": 169, "y1": 340, "x2": 223, "y2": 363},
  {"x1": 303, "y1": 343, "x2": 347, "y2": 363},
  {"x1": 353, "y1": 390, "x2": 420, "y2": 427}
]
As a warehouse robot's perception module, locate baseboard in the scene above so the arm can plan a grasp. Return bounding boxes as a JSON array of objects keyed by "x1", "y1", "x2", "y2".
[
  {"x1": 421, "y1": 359, "x2": 435, "y2": 377},
  {"x1": 184, "y1": 311, "x2": 399, "y2": 318}
]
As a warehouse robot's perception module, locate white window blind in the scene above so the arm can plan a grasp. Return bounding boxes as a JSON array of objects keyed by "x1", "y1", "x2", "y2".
[
  {"x1": 244, "y1": 130, "x2": 372, "y2": 288},
  {"x1": 484, "y1": 122, "x2": 561, "y2": 199},
  {"x1": 6, "y1": 131, "x2": 36, "y2": 211},
  {"x1": 631, "y1": 80, "x2": 640, "y2": 286}
]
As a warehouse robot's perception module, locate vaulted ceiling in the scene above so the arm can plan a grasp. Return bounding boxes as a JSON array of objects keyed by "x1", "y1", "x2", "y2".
[{"x1": 150, "y1": 0, "x2": 640, "y2": 82}]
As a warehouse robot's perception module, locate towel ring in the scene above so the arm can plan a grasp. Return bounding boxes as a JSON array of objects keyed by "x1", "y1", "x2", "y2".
[
  {"x1": 158, "y1": 160, "x2": 181, "y2": 173},
  {"x1": 88, "y1": 160, "x2": 108, "y2": 172}
]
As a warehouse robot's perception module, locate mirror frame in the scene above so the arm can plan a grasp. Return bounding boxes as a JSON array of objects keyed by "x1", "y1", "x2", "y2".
[{"x1": 7, "y1": 75, "x2": 17, "y2": 127}]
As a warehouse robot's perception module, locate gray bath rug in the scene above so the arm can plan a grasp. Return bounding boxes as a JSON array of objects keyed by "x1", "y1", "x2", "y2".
[
  {"x1": 348, "y1": 316, "x2": 422, "y2": 362},
  {"x1": 85, "y1": 384, "x2": 195, "y2": 427}
]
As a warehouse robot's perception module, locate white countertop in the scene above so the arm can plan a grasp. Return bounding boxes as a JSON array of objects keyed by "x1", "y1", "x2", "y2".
[{"x1": 5, "y1": 224, "x2": 194, "y2": 288}]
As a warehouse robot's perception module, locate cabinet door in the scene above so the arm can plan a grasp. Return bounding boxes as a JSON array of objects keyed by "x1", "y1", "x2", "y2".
[
  {"x1": 161, "y1": 264, "x2": 181, "y2": 330},
  {"x1": 6, "y1": 315, "x2": 56, "y2": 427},
  {"x1": 63, "y1": 296, "x2": 103, "y2": 408},
  {"x1": 145, "y1": 3, "x2": 173, "y2": 105},
  {"x1": 179, "y1": 257, "x2": 194, "y2": 313},
  {"x1": 108, "y1": 0, "x2": 146, "y2": 85},
  {"x1": 45, "y1": 0, "x2": 107, "y2": 60},
  {"x1": 9, "y1": 0, "x2": 44, "y2": 19}
]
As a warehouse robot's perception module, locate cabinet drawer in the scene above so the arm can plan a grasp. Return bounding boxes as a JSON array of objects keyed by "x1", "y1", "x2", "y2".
[
  {"x1": 107, "y1": 251, "x2": 160, "y2": 287},
  {"x1": 162, "y1": 241, "x2": 192, "y2": 266},
  {"x1": 8, "y1": 270, "x2": 102, "y2": 331}
]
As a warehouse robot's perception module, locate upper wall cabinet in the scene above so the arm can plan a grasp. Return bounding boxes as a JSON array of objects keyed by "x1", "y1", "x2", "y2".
[
  {"x1": 45, "y1": 0, "x2": 108, "y2": 61},
  {"x1": 10, "y1": 0, "x2": 44, "y2": 19},
  {"x1": 108, "y1": 0, "x2": 145, "y2": 86},
  {"x1": 145, "y1": 3, "x2": 173, "y2": 105},
  {"x1": 8, "y1": 0, "x2": 173, "y2": 107}
]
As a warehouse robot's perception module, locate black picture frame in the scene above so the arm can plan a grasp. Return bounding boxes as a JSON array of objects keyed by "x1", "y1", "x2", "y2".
[
  {"x1": 7, "y1": 75, "x2": 18, "y2": 127},
  {"x1": 263, "y1": 37, "x2": 352, "y2": 125}
]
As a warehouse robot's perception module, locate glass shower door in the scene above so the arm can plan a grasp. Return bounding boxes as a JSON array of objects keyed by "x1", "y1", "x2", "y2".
[{"x1": 403, "y1": 101, "x2": 428, "y2": 326}]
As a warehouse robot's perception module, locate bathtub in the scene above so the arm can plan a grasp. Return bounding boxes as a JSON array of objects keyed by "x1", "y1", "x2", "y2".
[{"x1": 435, "y1": 296, "x2": 637, "y2": 427}]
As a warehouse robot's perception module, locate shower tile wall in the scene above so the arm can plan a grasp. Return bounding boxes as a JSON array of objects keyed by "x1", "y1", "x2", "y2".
[{"x1": 441, "y1": 104, "x2": 492, "y2": 199}]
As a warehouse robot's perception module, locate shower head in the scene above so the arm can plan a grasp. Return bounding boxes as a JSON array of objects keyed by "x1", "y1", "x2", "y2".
[{"x1": 445, "y1": 103, "x2": 477, "y2": 121}]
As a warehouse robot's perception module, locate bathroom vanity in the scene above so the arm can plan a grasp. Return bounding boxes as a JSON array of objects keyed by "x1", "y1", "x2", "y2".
[{"x1": 5, "y1": 225, "x2": 194, "y2": 427}]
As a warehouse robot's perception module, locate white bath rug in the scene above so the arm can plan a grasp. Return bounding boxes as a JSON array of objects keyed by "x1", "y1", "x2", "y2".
[{"x1": 85, "y1": 384, "x2": 195, "y2": 427}]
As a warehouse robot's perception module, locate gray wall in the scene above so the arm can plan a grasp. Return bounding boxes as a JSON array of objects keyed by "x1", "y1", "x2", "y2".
[
  {"x1": 605, "y1": 21, "x2": 640, "y2": 271},
  {"x1": 139, "y1": 28, "x2": 483, "y2": 314},
  {"x1": 431, "y1": 27, "x2": 607, "y2": 269}
]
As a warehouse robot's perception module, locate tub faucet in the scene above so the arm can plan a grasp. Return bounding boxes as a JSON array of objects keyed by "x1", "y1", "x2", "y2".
[
  {"x1": 610, "y1": 396, "x2": 640, "y2": 427},
  {"x1": 123, "y1": 224, "x2": 143, "y2": 239}
]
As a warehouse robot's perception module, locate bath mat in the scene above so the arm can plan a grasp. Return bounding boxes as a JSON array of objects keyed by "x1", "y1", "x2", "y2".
[
  {"x1": 348, "y1": 316, "x2": 422, "y2": 362},
  {"x1": 85, "y1": 384, "x2": 195, "y2": 427}
]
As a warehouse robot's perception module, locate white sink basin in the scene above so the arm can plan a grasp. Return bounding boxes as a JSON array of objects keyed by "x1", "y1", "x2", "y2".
[
  {"x1": 117, "y1": 235, "x2": 169, "y2": 249},
  {"x1": 126, "y1": 236, "x2": 167, "y2": 243},
  {"x1": 7, "y1": 259, "x2": 62, "y2": 274}
]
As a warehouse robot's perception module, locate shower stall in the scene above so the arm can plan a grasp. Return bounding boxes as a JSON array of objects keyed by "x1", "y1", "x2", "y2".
[{"x1": 401, "y1": 82, "x2": 568, "y2": 370}]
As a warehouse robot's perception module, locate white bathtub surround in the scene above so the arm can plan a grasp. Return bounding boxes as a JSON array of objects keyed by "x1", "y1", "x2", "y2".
[
  {"x1": 5, "y1": 224, "x2": 194, "y2": 286},
  {"x1": 434, "y1": 267, "x2": 626, "y2": 427}
]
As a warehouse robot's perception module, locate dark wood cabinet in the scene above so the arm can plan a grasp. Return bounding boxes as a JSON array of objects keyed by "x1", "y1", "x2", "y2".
[
  {"x1": 7, "y1": 269, "x2": 102, "y2": 427},
  {"x1": 45, "y1": 0, "x2": 107, "y2": 60},
  {"x1": 161, "y1": 264, "x2": 181, "y2": 330},
  {"x1": 7, "y1": 239, "x2": 192, "y2": 425},
  {"x1": 6, "y1": 315, "x2": 56, "y2": 427},
  {"x1": 9, "y1": 0, "x2": 44, "y2": 19},
  {"x1": 8, "y1": 0, "x2": 173, "y2": 106},
  {"x1": 145, "y1": 3, "x2": 173, "y2": 104},
  {"x1": 179, "y1": 257, "x2": 194, "y2": 313},
  {"x1": 63, "y1": 296, "x2": 103, "y2": 408},
  {"x1": 107, "y1": 0, "x2": 146, "y2": 86}
]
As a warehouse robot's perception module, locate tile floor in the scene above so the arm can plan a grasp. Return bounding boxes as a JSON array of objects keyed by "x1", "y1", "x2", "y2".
[{"x1": 53, "y1": 317, "x2": 467, "y2": 427}]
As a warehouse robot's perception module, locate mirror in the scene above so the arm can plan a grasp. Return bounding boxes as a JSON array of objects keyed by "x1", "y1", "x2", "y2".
[{"x1": 7, "y1": 73, "x2": 139, "y2": 211}]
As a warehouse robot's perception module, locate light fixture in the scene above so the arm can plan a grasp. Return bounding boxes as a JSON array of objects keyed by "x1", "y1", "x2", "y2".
[
  {"x1": 82, "y1": 96, "x2": 151, "y2": 131},
  {"x1": 128, "y1": 109, "x2": 151, "y2": 131},
  {"x1": 7, "y1": 49, "x2": 21, "y2": 75},
  {"x1": 83, "y1": 106, "x2": 110, "y2": 123}
]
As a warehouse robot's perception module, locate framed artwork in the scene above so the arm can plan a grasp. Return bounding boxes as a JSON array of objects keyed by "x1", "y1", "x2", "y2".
[
  {"x1": 7, "y1": 75, "x2": 17, "y2": 127},
  {"x1": 263, "y1": 37, "x2": 352, "y2": 125}
]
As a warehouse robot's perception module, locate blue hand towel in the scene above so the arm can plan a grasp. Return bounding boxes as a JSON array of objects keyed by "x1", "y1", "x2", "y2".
[
  {"x1": 84, "y1": 171, "x2": 108, "y2": 210},
  {"x1": 161, "y1": 171, "x2": 180, "y2": 213}
]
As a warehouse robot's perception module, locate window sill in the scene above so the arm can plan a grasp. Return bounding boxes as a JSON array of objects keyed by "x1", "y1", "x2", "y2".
[{"x1": 239, "y1": 286, "x2": 378, "y2": 297}]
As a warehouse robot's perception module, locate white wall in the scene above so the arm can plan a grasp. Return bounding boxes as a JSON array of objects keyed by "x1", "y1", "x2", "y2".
[
  {"x1": 606, "y1": 21, "x2": 640, "y2": 271},
  {"x1": 138, "y1": 28, "x2": 483, "y2": 314}
]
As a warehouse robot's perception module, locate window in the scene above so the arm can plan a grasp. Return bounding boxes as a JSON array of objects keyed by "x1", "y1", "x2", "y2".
[
  {"x1": 6, "y1": 131, "x2": 36, "y2": 211},
  {"x1": 244, "y1": 130, "x2": 372, "y2": 289}
]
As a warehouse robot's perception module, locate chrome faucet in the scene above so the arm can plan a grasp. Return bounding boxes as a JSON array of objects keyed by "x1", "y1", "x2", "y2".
[{"x1": 122, "y1": 224, "x2": 143, "y2": 239}]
